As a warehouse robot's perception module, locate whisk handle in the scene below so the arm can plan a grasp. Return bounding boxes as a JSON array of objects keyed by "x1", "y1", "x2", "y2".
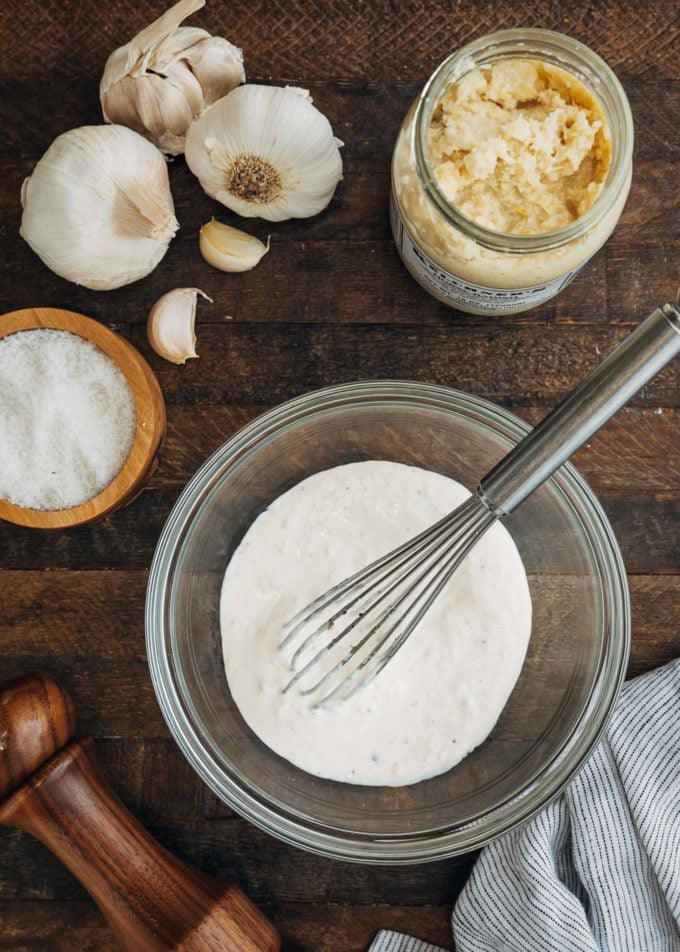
[{"x1": 480, "y1": 298, "x2": 680, "y2": 515}]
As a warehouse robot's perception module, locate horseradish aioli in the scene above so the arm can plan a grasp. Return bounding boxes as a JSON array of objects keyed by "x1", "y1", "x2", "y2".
[{"x1": 220, "y1": 461, "x2": 532, "y2": 787}]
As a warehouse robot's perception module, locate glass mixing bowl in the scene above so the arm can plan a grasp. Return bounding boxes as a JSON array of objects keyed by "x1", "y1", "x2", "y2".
[{"x1": 146, "y1": 381, "x2": 630, "y2": 864}]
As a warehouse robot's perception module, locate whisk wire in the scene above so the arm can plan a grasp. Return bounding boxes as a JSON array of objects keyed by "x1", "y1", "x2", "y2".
[
  {"x1": 282, "y1": 513, "x2": 463, "y2": 693},
  {"x1": 313, "y1": 499, "x2": 496, "y2": 706},
  {"x1": 282, "y1": 493, "x2": 495, "y2": 704},
  {"x1": 296, "y1": 509, "x2": 483, "y2": 698},
  {"x1": 280, "y1": 504, "x2": 473, "y2": 651},
  {"x1": 281, "y1": 500, "x2": 476, "y2": 674},
  {"x1": 339, "y1": 504, "x2": 497, "y2": 703}
]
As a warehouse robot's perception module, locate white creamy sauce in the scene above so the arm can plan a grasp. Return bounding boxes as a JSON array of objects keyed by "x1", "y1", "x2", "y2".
[{"x1": 220, "y1": 461, "x2": 532, "y2": 787}]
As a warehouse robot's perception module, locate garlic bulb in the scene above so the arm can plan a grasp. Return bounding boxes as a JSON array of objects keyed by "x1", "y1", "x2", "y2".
[
  {"x1": 185, "y1": 85, "x2": 343, "y2": 221},
  {"x1": 147, "y1": 287, "x2": 212, "y2": 364},
  {"x1": 200, "y1": 219, "x2": 269, "y2": 272},
  {"x1": 20, "y1": 126, "x2": 178, "y2": 291},
  {"x1": 100, "y1": 0, "x2": 245, "y2": 155}
]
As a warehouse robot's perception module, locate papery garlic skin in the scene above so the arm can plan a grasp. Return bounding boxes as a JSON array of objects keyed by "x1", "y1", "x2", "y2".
[
  {"x1": 200, "y1": 219, "x2": 269, "y2": 272},
  {"x1": 100, "y1": 0, "x2": 245, "y2": 155},
  {"x1": 20, "y1": 125, "x2": 178, "y2": 291},
  {"x1": 185, "y1": 85, "x2": 343, "y2": 221},
  {"x1": 147, "y1": 287, "x2": 212, "y2": 364}
]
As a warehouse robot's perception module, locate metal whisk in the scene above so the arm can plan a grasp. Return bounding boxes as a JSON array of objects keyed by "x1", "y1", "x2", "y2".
[{"x1": 281, "y1": 298, "x2": 680, "y2": 705}]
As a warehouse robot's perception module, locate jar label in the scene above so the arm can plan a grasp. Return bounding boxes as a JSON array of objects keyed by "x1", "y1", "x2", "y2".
[{"x1": 390, "y1": 196, "x2": 583, "y2": 314}]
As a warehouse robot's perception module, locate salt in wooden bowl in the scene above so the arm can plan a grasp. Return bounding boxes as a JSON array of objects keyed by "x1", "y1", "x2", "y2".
[{"x1": 0, "y1": 307, "x2": 166, "y2": 529}]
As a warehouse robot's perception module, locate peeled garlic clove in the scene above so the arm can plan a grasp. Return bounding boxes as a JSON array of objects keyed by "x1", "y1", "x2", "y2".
[
  {"x1": 200, "y1": 219, "x2": 269, "y2": 272},
  {"x1": 20, "y1": 125, "x2": 178, "y2": 291},
  {"x1": 100, "y1": 0, "x2": 245, "y2": 155},
  {"x1": 185, "y1": 84, "x2": 343, "y2": 221},
  {"x1": 147, "y1": 287, "x2": 212, "y2": 364}
]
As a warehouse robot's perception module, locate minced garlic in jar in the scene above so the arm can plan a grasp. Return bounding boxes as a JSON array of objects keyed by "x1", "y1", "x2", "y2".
[{"x1": 391, "y1": 30, "x2": 634, "y2": 315}]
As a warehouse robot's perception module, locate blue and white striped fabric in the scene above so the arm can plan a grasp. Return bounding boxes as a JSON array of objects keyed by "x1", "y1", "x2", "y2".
[
  {"x1": 370, "y1": 658, "x2": 680, "y2": 952},
  {"x1": 370, "y1": 934, "x2": 443, "y2": 952}
]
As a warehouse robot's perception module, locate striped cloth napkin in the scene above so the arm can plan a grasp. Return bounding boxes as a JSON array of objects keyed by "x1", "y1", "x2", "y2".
[{"x1": 370, "y1": 658, "x2": 680, "y2": 952}]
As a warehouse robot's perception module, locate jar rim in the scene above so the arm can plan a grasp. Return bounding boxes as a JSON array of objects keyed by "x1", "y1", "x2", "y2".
[{"x1": 414, "y1": 28, "x2": 634, "y2": 253}]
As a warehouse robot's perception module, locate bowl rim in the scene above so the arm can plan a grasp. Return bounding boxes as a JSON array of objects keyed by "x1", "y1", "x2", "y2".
[
  {"x1": 0, "y1": 307, "x2": 166, "y2": 529},
  {"x1": 146, "y1": 380, "x2": 630, "y2": 864}
]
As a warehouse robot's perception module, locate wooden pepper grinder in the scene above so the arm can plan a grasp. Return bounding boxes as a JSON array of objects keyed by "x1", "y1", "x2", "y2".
[{"x1": 0, "y1": 675, "x2": 281, "y2": 952}]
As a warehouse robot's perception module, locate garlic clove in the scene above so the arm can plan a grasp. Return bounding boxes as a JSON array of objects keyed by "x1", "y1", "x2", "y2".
[
  {"x1": 185, "y1": 84, "x2": 343, "y2": 221},
  {"x1": 147, "y1": 288, "x2": 212, "y2": 364},
  {"x1": 199, "y1": 219, "x2": 269, "y2": 272},
  {"x1": 125, "y1": 0, "x2": 205, "y2": 75},
  {"x1": 100, "y1": 0, "x2": 245, "y2": 155},
  {"x1": 20, "y1": 125, "x2": 178, "y2": 291},
  {"x1": 162, "y1": 53, "x2": 205, "y2": 117},
  {"x1": 129, "y1": 71, "x2": 195, "y2": 153},
  {"x1": 181, "y1": 35, "x2": 246, "y2": 104}
]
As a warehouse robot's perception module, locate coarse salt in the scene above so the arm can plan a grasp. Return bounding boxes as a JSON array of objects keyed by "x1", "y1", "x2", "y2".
[{"x1": 0, "y1": 329, "x2": 136, "y2": 510}]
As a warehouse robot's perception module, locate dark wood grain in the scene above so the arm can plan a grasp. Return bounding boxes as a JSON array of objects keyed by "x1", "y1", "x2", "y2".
[
  {"x1": 1, "y1": 488, "x2": 679, "y2": 572},
  {"x1": 1, "y1": 808, "x2": 478, "y2": 907},
  {"x1": 2, "y1": 573, "x2": 677, "y2": 752},
  {"x1": 0, "y1": 0, "x2": 678, "y2": 82},
  {"x1": 0, "y1": 901, "x2": 454, "y2": 952},
  {"x1": 3, "y1": 574, "x2": 679, "y2": 672},
  {"x1": 0, "y1": 323, "x2": 667, "y2": 413},
  {"x1": 0, "y1": 0, "x2": 678, "y2": 949}
]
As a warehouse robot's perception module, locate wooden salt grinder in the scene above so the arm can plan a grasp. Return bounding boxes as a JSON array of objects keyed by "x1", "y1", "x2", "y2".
[{"x1": 0, "y1": 675, "x2": 281, "y2": 952}]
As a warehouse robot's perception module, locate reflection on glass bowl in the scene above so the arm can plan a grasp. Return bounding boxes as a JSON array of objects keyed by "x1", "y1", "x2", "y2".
[{"x1": 146, "y1": 381, "x2": 630, "y2": 864}]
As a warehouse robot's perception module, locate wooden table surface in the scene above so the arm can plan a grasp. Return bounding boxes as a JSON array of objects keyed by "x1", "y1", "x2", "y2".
[{"x1": 1, "y1": 1, "x2": 678, "y2": 949}]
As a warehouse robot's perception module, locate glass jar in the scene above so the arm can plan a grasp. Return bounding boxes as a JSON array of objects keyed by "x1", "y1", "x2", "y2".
[{"x1": 391, "y1": 29, "x2": 634, "y2": 315}]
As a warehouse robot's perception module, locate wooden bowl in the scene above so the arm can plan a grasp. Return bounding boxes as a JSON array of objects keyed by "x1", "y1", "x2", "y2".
[{"x1": 0, "y1": 307, "x2": 166, "y2": 529}]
